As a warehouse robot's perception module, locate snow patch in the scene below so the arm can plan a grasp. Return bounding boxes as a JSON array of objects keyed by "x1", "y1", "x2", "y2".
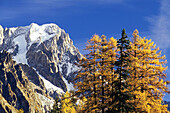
[
  {"x1": 7, "y1": 48, "x2": 14, "y2": 53},
  {"x1": 67, "y1": 63, "x2": 72, "y2": 76},
  {"x1": 62, "y1": 76, "x2": 74, "y2": 91},
  {"x1": 37, "y1": 93, "x2": 54, "y2": 111},
  {"x1": 59, "y1": 62, "x2": 79, "y2": 77},
  {"x1": 32, "y1": 67, "x2": 64, "y2": 95},
  {"x1": 13, "y1": 34, "x2": 28, "y2": 64},
  {"x1": 39, "y1": 75, "x2": 64, "y2": 95},
  {"x1": 3, "y1": 23, "x2": 76, "y2": 64},
  {"x1": 5, "y1": 23, "x2": 65, "y2": 65},
  {"x1": 28, "y1": 23, "x2": 61, "y2": 43}
]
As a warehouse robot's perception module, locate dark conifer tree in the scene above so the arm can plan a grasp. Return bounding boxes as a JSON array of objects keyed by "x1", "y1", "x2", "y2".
[
  {"x1": 50, "y1": 96, "x2": 61, "y2": 113},
  {"x1": 110, "y1": 29, "x2": 132, "y2": 112}
]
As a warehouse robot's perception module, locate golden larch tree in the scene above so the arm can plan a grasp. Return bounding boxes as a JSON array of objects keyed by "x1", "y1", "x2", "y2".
[
  {"x1": 128, "y1": 29, "x2": 170, "y2": 112},
  {"x1": 74, "y1": 34, "x2": 102, "y2": 112},
  {"x1": 61, "y1": 91, "x2": 76, "y2": 113}
]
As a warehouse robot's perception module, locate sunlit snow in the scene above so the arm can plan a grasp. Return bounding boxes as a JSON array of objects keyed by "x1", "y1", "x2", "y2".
[
  {"x1": 13, "y1": 34, "x2": 28, "y2": 64},
  {"x1": 29, "y1": 23, "x2": 60, "y2": 43},
  {"x1": 7, "y1": 23, "x2": 64, "y2": 64},
  {"x1": 39, "y1": 74, "x2": 64, "y2": 94}
]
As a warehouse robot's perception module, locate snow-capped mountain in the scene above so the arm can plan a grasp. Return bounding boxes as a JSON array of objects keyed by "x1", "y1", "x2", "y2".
[{"x1": 0, "y1": 23, "x2": 82, "y2": 112}]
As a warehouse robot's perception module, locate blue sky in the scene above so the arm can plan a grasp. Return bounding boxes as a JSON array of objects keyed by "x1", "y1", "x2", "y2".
[{"x1": 1, "y1": 0, "x2": 170, "y2": 100}]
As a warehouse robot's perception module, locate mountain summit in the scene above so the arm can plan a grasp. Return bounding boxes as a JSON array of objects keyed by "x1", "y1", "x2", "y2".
[{"x1": 0, "y1": 23, "x2": 82, "y2": 112}]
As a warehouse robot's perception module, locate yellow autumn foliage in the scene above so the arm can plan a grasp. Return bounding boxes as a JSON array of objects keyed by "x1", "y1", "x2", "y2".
[
  {"x1": 61, "y1": 91, "x2": 77, "y2": 113},
  {"x1": 128, "y1": 29, "x2": 169, "y2": 112}
]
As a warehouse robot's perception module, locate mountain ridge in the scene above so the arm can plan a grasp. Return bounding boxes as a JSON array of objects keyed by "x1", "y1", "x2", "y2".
[{"x1": 0, "y1": 23, "x2": 82, "y2": 112}]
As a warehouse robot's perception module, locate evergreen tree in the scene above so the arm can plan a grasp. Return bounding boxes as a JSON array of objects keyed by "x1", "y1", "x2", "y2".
[
  {"x1": 50, "y1": 96, "x2": 61, "y2": 113},
  {"x1": 111, "y1": 29, "x2": 133, "y2": 112},
  {"x1": 73, "y1": 29, "x2": 169, "y2": 113}
]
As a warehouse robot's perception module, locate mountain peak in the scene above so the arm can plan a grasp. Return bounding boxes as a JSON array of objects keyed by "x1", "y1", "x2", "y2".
[
  {"x1": 0, "y1": 23, "x2": 68, "y2": 64},
  {"x1": 0, "y1": 23, "x2": 82, "y2": 112},
  {"x1": 29, "y1": 23, "x2": 62, "y2": 38},
  {"x1": 0, "y1": 23, "x2": 81, "y2": 96}
]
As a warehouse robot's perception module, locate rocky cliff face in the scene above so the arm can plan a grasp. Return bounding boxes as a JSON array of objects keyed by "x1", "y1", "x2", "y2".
[
  {"x1": 0, "y1": 23, "x2": 81, "y2": 92},
  {"x1": 0, "y1": 50, "x2": 54, "y2": 113},
  {"x1": 0, "y1": 23, "x2": 82, "y2": 112}
]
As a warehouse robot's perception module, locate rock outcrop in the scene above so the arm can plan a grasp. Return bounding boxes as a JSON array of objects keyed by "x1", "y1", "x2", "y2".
[
  {"x1": 0, "y1": 23, "x2": 82, "y2": 112},
  {"x1": 0, "y1": 23, "x2": 81, "y2": 92},
  {"x1": 0, "y1": 50, "x2": 54, "y2": 113}
]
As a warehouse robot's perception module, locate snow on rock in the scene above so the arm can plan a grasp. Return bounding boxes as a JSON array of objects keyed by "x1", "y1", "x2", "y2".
[
  {"x1": 32, "y1": 67, "x2": 64, "y2": 95},
  {"x1": 3, "y1": 23, "x2": 65, "y2": 65},
  {"x1": 58, "y1": 52, "x2": 79, "y2": 77},
  {"x1": 0, "y1": 25, "x2": 4, "y2": 44},
  {"x1": 0, "y1": 23, "x2": 83, "y2": 112},
  {"x1": 39, "y1": 74, "x2": 64, "y2": 95},
  {"x1": 5, "y1": 27, "x2": 17, "y2": 37},
  {"x1": 28, "y1": 23, "x2": 61, "y2": 43},
  {"x1": 58, "y1": 61, "x2": 79, "y2": 77},
  {"x1": 13, "y1": 34, "x2": 28, "y2": 64},
  {"x1": 37, "y1": 93, "x2": 54, "y2": 112},
  {"x1": 1, "y1": 23, "x2": 82, "y2": 97},
  {"x1": 62, "y1": 76, "x2": 74, "y2": 91}
]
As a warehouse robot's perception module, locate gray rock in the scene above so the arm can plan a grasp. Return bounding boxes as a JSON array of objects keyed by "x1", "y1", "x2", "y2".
[
  {"x1": 0, "y1": 23, "x2": 82, "y2": 112},
  {"x1": 19, "y1": 64, "x2": 45, "y2": 90},
  {"x1": 0, "y1": 50, "x2": 46, "y2": 113}
]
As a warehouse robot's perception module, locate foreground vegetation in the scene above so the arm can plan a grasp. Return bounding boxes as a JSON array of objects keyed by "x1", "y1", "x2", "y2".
[{"x1": 51, "y1": 29, "x2": 170, "y2": 113}]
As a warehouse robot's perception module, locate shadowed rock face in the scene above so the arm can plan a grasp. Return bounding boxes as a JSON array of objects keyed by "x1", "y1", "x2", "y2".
[
  {"x1": 19, "y1": 64, "x2": 45, "y2": 90},
  {"x1": 0, "y1": 50, "x2": 52, "y2": 113},
  {"x1": 26, "y1": 42, "x2": 67, "y2": 91}
]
